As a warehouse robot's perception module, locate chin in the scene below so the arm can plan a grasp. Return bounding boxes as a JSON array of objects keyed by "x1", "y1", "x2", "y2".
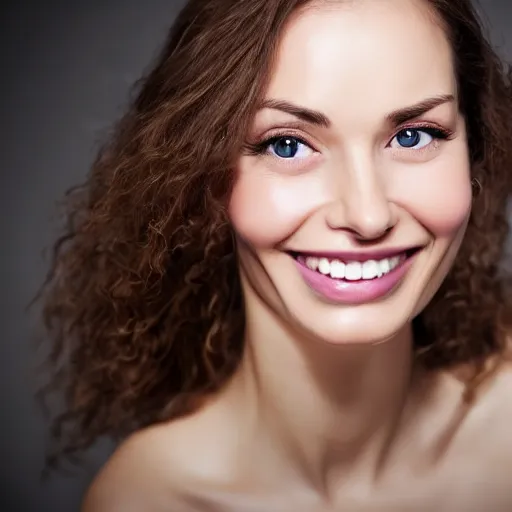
[{"x1": 282, "y1": 298, "x2": 416, "y2": 348}]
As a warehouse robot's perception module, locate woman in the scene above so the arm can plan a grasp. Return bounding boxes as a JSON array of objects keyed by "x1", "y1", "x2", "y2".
[{"x1": 38, "y1": 0, "x2": 512, "y2": 510}]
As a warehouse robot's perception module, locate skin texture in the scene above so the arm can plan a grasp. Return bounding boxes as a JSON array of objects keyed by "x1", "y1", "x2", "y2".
[{"x1": 82, "y1": 1, "x2": 512, "y2": 510}]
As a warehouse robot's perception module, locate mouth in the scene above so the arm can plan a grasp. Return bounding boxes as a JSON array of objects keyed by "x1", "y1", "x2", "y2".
[
  {"x1": 290, "y1": 247, "x2": 421, "y2": 282},
  {"x1": 288, "y1": 247, "x2": 421, "y2": 305}
]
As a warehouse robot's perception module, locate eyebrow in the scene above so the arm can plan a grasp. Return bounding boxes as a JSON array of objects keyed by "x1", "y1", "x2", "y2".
[
  {"x1": 258, "y1": 98, "x2": 331, "y2": 127},
  {"x1": 387, "y1": 94, "x2": 455, "y2": 125},
  {"x1": 258, "y1": 94, "x2": 455, "y2": 128}
]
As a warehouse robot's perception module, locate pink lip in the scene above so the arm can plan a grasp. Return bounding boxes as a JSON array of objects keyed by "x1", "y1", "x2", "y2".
[{"x1": 294, "y1": 253, "x2": 416, "y2": 305}]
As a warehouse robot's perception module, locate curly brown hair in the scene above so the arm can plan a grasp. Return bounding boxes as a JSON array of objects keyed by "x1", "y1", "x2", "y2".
[{"x1": 36, "y1": 0, "x2": 512, "y2": 470}]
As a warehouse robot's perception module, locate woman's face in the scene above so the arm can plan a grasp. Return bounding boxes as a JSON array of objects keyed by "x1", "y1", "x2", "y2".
[{"x1": 229, "y1": 0, "x2": 472, "y2": 345}]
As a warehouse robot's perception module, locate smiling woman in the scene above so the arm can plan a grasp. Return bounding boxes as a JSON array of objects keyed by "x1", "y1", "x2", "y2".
[{"x1": 37, "y1": 0, "x2": 512, "y2": 510}]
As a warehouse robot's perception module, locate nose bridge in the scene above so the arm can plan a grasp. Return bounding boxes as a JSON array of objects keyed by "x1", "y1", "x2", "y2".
[{"x1": 327, "y1": 147, "x2": 393, "y2": 238}]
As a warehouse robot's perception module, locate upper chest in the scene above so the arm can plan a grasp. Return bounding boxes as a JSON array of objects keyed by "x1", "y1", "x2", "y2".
[
  {"x1": 174, "y1": 464, "x2": 512, "y2": 512},
  {"x1": 177, "y1": 416, "x2": 511, "y2": 510},
  {"x1": 169, "y1": 444, "x2": 512, "y2": 512},
  {"x1": 152, "y1": 367, "x2": 512, "y2": 511}
]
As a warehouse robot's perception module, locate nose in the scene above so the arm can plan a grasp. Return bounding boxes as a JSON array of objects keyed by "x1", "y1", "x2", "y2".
[{"x1": 324, "y1": 153, "x2": 395, "y2": 240}]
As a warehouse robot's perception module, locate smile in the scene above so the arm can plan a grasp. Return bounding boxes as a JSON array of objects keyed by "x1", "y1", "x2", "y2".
[
  {"x1": 301, "y1": 254, "x2": 404, "y2": 281},
  {"x1": 291, "y1": 248, "x2": 420, "y2": 304}
]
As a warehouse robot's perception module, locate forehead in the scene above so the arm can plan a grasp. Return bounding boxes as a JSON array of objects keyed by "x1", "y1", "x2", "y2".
[{"x1": 265, "y1": 0, "x2": 456, "y2": 114}]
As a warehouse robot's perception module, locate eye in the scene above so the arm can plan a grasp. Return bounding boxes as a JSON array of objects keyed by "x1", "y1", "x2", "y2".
[
  {"x1": 390, "y1": 127, "x2": 446, "y2": 150},
  {"x1": 267, "y1": 136, "x2": 313, "y2": 159}
]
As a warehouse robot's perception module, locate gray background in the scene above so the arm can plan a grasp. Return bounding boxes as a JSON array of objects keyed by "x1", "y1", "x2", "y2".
[{"x1": 0, "y1": 1, "x2": 511, "y2": 511}]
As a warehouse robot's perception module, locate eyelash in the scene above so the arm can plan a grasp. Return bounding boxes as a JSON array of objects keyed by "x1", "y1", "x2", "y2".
[{"x1": 245, "y1": 124, "x2": 454, "y2": 157}]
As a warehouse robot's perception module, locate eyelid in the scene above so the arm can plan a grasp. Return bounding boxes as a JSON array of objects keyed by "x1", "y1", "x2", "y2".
[
  {"x1": 244, "y1": 130, "x2": 319, "y2": 159},
  {"x1": 259, "y1": 122, "x2": 452, "y2": 141},
  {"x1": 389, "y1": 121, "x2": 454, "y2": 139},
  {"x1": 260, "y1": 129, "x2": 317, "y2": 148}
]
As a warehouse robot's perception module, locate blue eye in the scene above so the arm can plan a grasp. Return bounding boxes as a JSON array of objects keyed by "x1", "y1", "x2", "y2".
[
  {"x1": 396, "y1": 129, "x2": 423, "y2": 148},
  {"x1": 391, "y1": 127, "x2": 448, "y2": 150},
  {"x1": 267, "y1": 136, "x2": 313, "y2": 159}
]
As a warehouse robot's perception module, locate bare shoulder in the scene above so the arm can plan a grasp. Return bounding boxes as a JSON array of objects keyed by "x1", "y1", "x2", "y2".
[
  {"x1": 81, "y1": 422, "x2": 199, "y2": 512},
  {"x1": 82, "y1": 397, "x2": 244, "y2": 511},
  {"x1": 478, "y1": 360, "x2": 512, "y2": 423},
  {"x1": 450, "y1": 359, "x2": 512, "y2": 452}
]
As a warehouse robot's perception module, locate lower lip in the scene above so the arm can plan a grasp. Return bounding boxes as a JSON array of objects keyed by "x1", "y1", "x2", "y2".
[{"x1": 294, "y1": 254, "x2": 414, "y2": 305}]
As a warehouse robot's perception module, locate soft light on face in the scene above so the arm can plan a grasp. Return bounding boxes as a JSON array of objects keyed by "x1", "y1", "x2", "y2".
[{"x1": 229, "y1": 0, "x2": 472, "y2": 345}]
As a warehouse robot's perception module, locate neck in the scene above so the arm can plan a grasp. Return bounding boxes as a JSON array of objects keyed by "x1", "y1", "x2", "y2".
[{"x1": 223, "y1": 290, "x2": 415, "y2": 497}]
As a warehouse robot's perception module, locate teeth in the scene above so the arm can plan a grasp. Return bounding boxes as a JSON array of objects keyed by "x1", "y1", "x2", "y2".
[
  {"x1": 329, "y1": 260, "x2": 345, "y2": 279},
  {"x1": 318, "y1": 258, "x2": 330, "y2": 275},
  {"x1": 306, "y1": 257, "x2": 319, "y2": 271},
  {"x1": 345, "y1": 262, "x2": 362, "y2": 281},
  {"x1": 304, "y1": 254, "x2": 404, "y2": 281},
  {"x1": 362, "y1": 260, "x2": 379, "y2": 279},
  {"x1": 379, "y1": 258, "x2": 390, "y2": 275}
]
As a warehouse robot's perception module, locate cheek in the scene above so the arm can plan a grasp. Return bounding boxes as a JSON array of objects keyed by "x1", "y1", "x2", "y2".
[
  {"x1": 228, "y1": 162, "x2": 323, "y2": 247},
  {"x1": 395, "y1": 153, "x2": 472, "y2": 237}
]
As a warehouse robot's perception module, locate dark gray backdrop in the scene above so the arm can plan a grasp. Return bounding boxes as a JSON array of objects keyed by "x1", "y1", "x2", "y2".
[{"x1": 1, "y1": 1, "x2": 511, "y2": 511}]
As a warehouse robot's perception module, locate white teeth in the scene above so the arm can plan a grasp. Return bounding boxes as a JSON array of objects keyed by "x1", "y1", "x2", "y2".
[
  {"x1": 304, "y1": 254, "x2": 404, "y2": 281},
  {"x1": 318, "y1": 258, "x2": 331, "y2": 275},
  {"x1": 306, "y1": 257, "x2": 319, "y2": 271},
  {"x1": 345, "y1": 262, "x2": 362, "y2": 281},
  {"x1": 379, "y1": 258, "x2": 390, "y2": 275},
  {"x1": 330, "y1": 260, "x2": 345, "y2": 279},
  {"x1": 362, "y1": 260, "x2": 379, "y2": 280}
]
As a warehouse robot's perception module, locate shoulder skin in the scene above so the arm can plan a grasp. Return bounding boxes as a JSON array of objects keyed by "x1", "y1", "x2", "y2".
[{"x1": 81, "y1": 427, "x2": 189, "y2": 512}]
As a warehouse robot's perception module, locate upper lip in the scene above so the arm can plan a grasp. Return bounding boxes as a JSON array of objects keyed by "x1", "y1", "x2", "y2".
[{"x1": 289, "y1": 246, "x2": 421, "y2": 262}]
